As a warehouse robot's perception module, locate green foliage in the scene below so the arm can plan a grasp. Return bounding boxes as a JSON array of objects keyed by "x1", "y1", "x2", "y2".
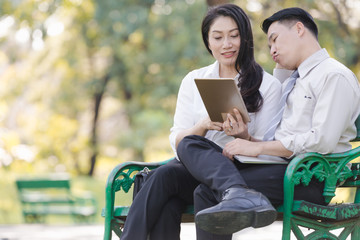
[
  {"x1": 0, "y1": 0, "x2": 359, "y2": 176},
  {"x1": 237, "y1": 0, "x2": 360, "y2": 74}
]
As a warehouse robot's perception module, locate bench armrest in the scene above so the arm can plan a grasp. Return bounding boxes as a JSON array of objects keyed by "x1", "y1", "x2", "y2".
[
  {"x1": 284, "y1": 146, "x2": 360, "y2": 206},
  {"x1": 103, "y1": 158, "x2": 174, "y2": 234},
  {"x1": 281, "y1": 146, "x2": 360, "y2": 239}
]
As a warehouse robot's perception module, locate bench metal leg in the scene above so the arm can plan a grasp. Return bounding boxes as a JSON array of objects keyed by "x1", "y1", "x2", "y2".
[
  {"x1": 352, "y1": 223, "x2": 360, "y2": 240},
  {"x1": 104, "y1": 216, "x2": 113, "y2": 240},
  {"x1": 281, "y1": 217, "x2": 291, "y2": 240}
]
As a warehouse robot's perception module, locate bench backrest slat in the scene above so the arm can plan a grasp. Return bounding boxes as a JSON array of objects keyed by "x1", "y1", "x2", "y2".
[{"x1": 16, "y1": 179, "x2": 71, "y2": 190}]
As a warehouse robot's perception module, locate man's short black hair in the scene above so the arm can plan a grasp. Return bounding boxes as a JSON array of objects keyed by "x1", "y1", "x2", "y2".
[{"x1": 261, "y1": 7, "x2": 318, "y2": 39}]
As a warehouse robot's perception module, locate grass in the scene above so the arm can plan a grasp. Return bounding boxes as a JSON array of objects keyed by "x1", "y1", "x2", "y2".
[{"x1": 0, "y1": 150, "x2": 171, "y2": 225}]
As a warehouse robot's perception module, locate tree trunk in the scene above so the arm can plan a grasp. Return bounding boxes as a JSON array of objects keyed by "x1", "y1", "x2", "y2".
[
  {"x1": 206, "y1": 0, "x2": 230, "y2": 6},
  {"x1": 88, "y1": 74, "x2": 111, "y2": 176}
]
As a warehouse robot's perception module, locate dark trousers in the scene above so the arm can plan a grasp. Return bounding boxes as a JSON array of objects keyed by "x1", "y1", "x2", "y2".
[
  {"x1": 122, "y1": 135, "x2": 325, "y2": 240},
  {"x1": 121, "y1": 159, "x2": 199, "y2": 240},
  {"x1": 177, "y1": 135, "x2": 326, "y2": 240}
]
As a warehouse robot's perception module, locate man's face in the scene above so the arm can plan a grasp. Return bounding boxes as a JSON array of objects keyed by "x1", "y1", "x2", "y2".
[{"x1": 267, "y1": 21, "x2": 300, "y2": 70}]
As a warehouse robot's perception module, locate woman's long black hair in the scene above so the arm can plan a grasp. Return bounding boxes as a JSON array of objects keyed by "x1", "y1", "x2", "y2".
[{"x1": 201, "y1": 3, "x2": 263, "y2": 113}]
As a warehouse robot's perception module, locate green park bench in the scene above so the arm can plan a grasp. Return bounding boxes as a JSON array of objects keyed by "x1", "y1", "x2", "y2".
[
  {"x1": 102, "y1": 116, "x2": 360, "y2": 240},
  {"x1": 16, "y1": 175, "x2": 97, "y2": 223}
]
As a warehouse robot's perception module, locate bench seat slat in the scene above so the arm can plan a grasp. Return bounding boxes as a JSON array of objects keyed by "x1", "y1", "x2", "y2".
[
  {"x1": 23, "y1": 206, "x2": 96, "y2": 216},
  {"x1": 292, "y1": 200, "x2": 360, "y2": 221}
]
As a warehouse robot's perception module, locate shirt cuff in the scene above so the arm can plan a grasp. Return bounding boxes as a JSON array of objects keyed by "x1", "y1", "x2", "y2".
[{"x1": 279, "y1": 135, "x2": 306, "y2": 158}]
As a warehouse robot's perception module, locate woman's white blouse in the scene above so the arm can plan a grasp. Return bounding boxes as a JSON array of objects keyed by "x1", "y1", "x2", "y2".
[{"x1": 169, "y1": 61, "x2": 282, "y2": 157}]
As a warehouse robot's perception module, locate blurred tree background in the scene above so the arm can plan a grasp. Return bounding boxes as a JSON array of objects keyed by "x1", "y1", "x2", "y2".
[{"x1": 0, "y1": 0, "x2": 359, "y2": 223}]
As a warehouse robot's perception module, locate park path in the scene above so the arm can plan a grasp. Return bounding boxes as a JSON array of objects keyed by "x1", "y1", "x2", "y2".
[{"x1": 0, "y1": 222, "x2": 288, "y2": 240}]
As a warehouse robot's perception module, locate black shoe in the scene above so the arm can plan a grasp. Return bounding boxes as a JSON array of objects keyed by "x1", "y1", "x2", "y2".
[{"x1": 195, "y1": 187, "x2": 277, "y2": 235}]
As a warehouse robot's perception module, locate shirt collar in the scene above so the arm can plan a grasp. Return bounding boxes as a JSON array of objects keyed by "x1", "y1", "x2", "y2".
[
  {"x1": 204, "y1": 61, "x2": 240, "y2": 80},
  {"x1": 204, "y1": 61, "x2": 221, "y2": 78},
  {"x1": 298, "y1": 48, "x2": 330, "y2": 79}
]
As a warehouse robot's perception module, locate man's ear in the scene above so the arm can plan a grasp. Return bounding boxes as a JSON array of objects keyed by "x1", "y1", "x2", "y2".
[{"x1": 295, "y1": 22, "x2": 305, "y2": 37}]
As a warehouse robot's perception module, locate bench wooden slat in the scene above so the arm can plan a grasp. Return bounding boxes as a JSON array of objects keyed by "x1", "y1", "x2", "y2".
[
  {"x1": 16, "y1": 179, "x2": 71, "y2": 189},
  {"x1": 23, "y1": 205, "x2": 96, "y2": 215},
  {"x1": 292, "y1": 200, "x2": 360, "y2": 221}
]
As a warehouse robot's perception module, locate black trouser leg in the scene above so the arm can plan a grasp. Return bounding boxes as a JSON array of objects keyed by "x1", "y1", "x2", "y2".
[
  {"x1": 238, "y1": 164, "x2": 325, "y2": 206},
  {"x1": 149, "y1": 197, "x2": 186, "y2": 240},
  {"x1": 121, "y1": 159, "x2": 199, "y2": 240},
  {"x1": 194, "y1": 184, "x2": 232, "y2": 240},
  {"x1": 177, "y1": 135, "x2": 246, "y2": 193},
  {"x1": 193, "y1": 164, "x2": 325, "y2": 238},
  {"x1": 178, "y1": 135, "x2": 325, "y2": 207}
]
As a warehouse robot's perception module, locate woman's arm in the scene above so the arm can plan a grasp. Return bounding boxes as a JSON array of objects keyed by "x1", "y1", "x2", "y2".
[
  {"x1": 175, "y1": 117, "x2": 222, "y2": 148},
  {"x1": 169, "y1": 70, "x2": 223, "y2": 154}
]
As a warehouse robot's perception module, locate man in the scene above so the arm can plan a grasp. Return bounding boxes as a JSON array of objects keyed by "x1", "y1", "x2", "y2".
[{"x1": 177, "y1": 7, "x2": 360, "y2": 239}]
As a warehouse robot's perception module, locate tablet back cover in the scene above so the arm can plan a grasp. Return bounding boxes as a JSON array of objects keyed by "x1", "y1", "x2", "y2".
[{"x1": 195, "y1": 78, "x2": 250, "y2": 123}]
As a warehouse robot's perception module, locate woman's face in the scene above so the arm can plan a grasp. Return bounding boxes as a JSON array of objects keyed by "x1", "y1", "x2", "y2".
[{"x1": 208, "y1": 16, "x2": 240, "y2": 69}]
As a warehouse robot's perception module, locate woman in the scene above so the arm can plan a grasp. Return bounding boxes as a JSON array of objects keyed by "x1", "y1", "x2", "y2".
[{"x1": 121, "y1": 4, "x2": 281, "y2": 240}]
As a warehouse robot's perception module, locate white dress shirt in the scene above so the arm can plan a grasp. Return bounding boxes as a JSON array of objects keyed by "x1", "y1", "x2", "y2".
[
  {"x1": 169, "y1": 61, "x2": 282, "y2": 157},
  {"x1": 274, "y1": 49, "x2": 360, "y2": 156}
]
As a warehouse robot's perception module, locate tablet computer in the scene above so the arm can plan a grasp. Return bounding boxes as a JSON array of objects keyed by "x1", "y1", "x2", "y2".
[
  {"x1": 234, "y1": 155, "x2": 288, "y2": 164},
  {"x1": 195, "y1": 78, "x2": 250, "y2": 123}
]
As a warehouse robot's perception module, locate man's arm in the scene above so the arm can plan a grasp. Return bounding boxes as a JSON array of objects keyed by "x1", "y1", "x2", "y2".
[
  {"x1": 280, "y1": 72, "x2": 359, "y2": 156},
  {"x1": 222, "y1": 138, "x2": 293, "y2": 159}
]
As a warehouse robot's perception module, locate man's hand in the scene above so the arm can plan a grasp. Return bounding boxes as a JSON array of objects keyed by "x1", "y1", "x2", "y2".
[
  {"x1": 222, "y1": 138, "x2": 293, "y2": 160},
  {"x1": 222, "y1": 138, "x2": 260, "y2": 160}
]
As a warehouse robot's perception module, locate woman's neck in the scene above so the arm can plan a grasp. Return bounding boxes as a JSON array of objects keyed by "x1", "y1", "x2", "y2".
[{"x1": 219, "y1": 64, "x2": 238, "y2": 78}]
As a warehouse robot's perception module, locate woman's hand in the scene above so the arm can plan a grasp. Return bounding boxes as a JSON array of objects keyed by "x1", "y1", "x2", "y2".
[
  {"x1": 198, "y1": 116, "x2": 223, "y2": 132},
  {"x1": 175, "y1": 116, "x2": 223, "y2": 148},
  {"x1": 222, "y1": 108, "x2": 250, "y2": 140}
]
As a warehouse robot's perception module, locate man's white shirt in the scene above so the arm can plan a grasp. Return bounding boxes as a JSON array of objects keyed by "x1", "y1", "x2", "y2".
[{"x1": 274, "y1": 49, "x2": 360, "y2": 156}]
